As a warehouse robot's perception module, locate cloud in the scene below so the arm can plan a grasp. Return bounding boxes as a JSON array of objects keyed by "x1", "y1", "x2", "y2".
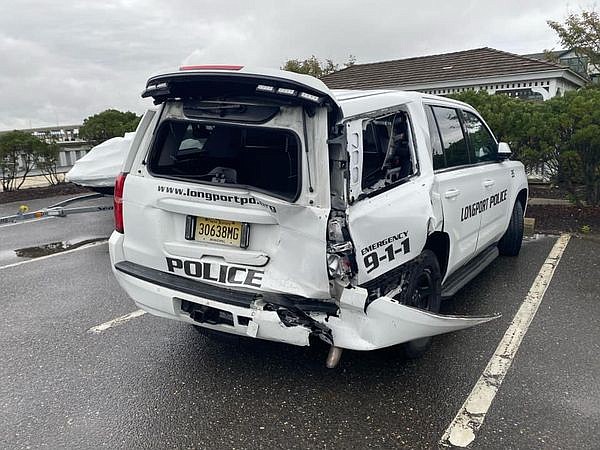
[{"x1": 0, "y1": 0, "x2": 571, "y2": 130}]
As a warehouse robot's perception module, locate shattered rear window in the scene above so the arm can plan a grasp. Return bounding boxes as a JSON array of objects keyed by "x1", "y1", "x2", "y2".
[{"x1": 149, "y1": 120, "x2": 301, "y2": 202}]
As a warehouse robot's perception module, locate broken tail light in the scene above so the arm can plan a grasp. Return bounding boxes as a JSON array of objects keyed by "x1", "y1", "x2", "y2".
[
  {"x1": 326, "y1": 213, "x2": 355, "y2": 281},
  {"x1": 327, "y1": 253, "x2": 353, "y2": 279},
  {"x1": 114, "y1": 172, "x2": 127, "y2": 233}
]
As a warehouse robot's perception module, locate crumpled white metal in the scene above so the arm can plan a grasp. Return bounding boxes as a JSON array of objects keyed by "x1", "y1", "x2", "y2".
[
  {"x1": 111, "y1": 233, "x2": 499, "y2": 352},
  {"x1": 314, "y1": 287, "x2": 499, "y2": 351}
]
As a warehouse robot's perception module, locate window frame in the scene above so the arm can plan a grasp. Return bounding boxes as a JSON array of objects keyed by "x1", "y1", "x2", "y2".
[
  {"x1": 459, "y1": 109, "x2": 499, "y2": 165},
  {"x1": 355, "y1": 108, "x2": 421, "y2": 200},
  {"x1": 429, "y1": 104, "x2": 471, "y2": 169},
  {"x1": 147, "y1": 118, "x2": 304, "y2": 203},
  {"x1": 424, "y1": 103, "x2": 500, "y2": 174},
  {"x1": 424, "y1": 104, "x2": 447, "y2": 170}
]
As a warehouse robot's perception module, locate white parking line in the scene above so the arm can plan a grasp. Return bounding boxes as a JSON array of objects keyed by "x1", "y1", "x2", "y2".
[
  {"x1": 440, "y1": 233, "x2": 571, "y2": 448},
  {"x1": 88, "y1": 309, "x2": 147, "y2": 334},
  {"x1": 0, "y1": 240, "x2": 108, "y2": 270}
]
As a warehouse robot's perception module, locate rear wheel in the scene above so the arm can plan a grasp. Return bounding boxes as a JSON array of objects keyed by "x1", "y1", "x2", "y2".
[
  {"x1": 395, "y1": 250, "x2": 442, "y2": 358},
  {"x1": 498, "y1": 201, "x2": 524, "y2": 256}
]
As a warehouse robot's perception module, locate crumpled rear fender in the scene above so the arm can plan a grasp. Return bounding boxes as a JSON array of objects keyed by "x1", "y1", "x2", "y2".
[{"x1": 319, "y1": 287, "x2": 498, "y2": 351}]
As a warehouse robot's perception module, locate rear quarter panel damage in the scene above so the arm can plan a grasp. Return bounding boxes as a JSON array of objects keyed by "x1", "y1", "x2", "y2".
[{"x1": 347, "y1": 176, "x2": 435, "y2": 285}]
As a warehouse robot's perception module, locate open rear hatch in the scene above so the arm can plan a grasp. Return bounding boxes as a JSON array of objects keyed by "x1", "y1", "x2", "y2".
[
  {"x1": 142, "y1": 65, "x2": 343, "y2": 120},
  {"x1": 121, "y1": 67, "x2": 343, "y2": 302}
]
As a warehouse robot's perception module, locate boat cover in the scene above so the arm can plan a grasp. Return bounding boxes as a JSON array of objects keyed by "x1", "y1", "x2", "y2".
[{"x1": 65, "y1": 133, "x2": 134, "y2": 187}]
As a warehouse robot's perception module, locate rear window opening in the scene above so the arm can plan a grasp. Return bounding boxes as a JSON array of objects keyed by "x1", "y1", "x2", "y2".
[{"x1": 148, "y1": 120, "x2": 301, "y2": 201}]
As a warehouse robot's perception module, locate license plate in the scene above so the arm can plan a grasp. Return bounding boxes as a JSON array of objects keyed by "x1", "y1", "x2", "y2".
[{"x1": 185, "y1": 216, "x2": 249, "y2": 248}]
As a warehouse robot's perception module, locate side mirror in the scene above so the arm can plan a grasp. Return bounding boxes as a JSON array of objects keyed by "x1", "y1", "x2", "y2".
[{"x1": 497, "y1": 142, "x2": 512, "y2": 160}]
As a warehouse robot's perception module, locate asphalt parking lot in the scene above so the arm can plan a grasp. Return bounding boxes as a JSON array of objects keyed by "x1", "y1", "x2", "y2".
[{"x1": 1, "y1": 195, "x2": 599, "y2": 449}]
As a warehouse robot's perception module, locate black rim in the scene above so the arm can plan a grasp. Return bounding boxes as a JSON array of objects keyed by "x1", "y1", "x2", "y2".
[{"x1": 409, "y1": 268, "x2": 435, "y2": 311}]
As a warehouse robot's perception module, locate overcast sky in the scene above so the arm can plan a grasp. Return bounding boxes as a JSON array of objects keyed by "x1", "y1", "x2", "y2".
[{"x1": 0, "y1": 0, "x2": 578, "y2": 130}]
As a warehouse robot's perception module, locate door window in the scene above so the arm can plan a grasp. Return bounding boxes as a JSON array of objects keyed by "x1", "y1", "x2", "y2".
[
  {"x1": 431, "y1": 106, "x2": 470, "y2": 168},
  {"x1": 424, "y1": 106, "x2": 446, "y2": 170},
  {"x1": 361, "y1": 112, "x2": 414, "y2": 194},
  {"x1": 462, "y1": 111, "x2": 497, "y2": 163}
]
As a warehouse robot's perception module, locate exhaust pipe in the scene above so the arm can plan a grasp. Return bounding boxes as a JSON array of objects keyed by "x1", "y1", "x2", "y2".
[{"x1": 325, "y1": 346, "x2": 343, "y2": 369}]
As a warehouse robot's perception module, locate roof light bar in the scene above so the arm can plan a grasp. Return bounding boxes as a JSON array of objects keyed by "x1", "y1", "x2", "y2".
[
  {"x1": 146, "y1": 82, "x2": 168, "y2": 91},
  {"x1": 256, "y1": 84, "x2": 276, "y2": 93},
  {"x1": 179, "y1": 65, "x2": 243, "y2": 71},
  {"x1": 299, "y1": 92, "x2": 322, "y2": 103},
  {"x1": 256, "y1": 85, "x2": 323, "y2": 103},
  {"x1": 276, "y1": 88, "x2": 297, "y2": 96}
]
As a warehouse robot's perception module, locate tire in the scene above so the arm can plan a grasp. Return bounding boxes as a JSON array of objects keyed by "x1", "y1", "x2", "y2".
[
  {"x1": 395, "y1": 250, "x2": 442, "y2": 359},
  {"x1": 498, "y1": 201, "x2": 524, "y2": 256}
]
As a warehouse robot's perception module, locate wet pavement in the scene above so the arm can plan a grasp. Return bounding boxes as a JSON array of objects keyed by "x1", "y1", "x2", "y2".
[
  {"x1": 14, "y1": 237, "x2": 108, "y2": 258},
  {"x1": 0, "y1": 195, "x2": 598, "y2": 449},
  {"x1": 476, "y1": 236, "x2": 600, "y2": 450},
  {"x1": 0, "y1": 194, "x2": 112, "y2": 266}
]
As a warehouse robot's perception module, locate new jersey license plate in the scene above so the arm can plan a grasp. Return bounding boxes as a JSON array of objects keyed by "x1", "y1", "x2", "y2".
[{"x1": 186, "y1": 216, "x2": 249, "y2": 248}]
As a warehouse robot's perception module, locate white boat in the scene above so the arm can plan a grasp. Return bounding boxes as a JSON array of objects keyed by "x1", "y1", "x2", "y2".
[{"x1": 65, "y1": 132, "x2": 134, "y2": 194}]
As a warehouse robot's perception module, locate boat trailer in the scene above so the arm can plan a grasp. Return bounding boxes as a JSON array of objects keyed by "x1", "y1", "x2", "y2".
[{"x1": 0, "y1": 193, "x2": 113, "y2": 225}]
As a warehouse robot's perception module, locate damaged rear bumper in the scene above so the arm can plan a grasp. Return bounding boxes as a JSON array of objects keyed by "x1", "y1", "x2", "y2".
[
  {"x1": 113, "y1": 260, "x2": 498, "y2": 351},
  {"x1": 327, "y1": 288, "x2": 498, "y2": 350}
]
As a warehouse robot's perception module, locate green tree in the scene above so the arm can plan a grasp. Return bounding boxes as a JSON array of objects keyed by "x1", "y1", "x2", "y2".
[
  {"x1": 282, "y1": 55, "x2": 356, "y2": 78},
  {"x1": 35, "y1": 140, "x2": 62, "y2": 186},
  {"x1": 449, "y1": 90, "x2": 552, "y2": 172},
  {"x1": 548, "y1": 10, "x2": 600, "y2": 67},
  {"x1": 0, "y1": 131, "x2": 46, "y2": 191},
  {"x1": 545, "y1": 87, "x2": 600, "y2": 205},
  {"x1": 79, "y1": 109, "x2": 141, "y2": 145},
  {"x1": 452, "y1": 87, "x2": 600, "y2": 205}
]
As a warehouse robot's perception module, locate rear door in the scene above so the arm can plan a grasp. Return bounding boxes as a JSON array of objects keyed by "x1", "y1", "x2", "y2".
[
  {"x1": 345, "y1": 108, "x2": 433, "y2": 285},
  {"x1": 427, "y1": 105, "x2": 485, "y2": 275},
  {"x1": 460, "y1": 110, "x2": 511, "y2": 249},
  {"x1": 121, "y1": 68, "x2": 343, "y2": 299}
]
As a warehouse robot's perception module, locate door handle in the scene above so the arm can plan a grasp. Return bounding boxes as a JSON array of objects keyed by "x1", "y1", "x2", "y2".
[
  {"x1": 444, "y1": 189, "x2": 461, "y2": 199},
  {"x1": 483, "y1": 179, "x2": 495, "y2": 188}
]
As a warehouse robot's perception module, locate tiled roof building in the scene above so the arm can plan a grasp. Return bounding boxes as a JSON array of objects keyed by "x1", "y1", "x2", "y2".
[{"x1": 321, "y1": 47, "x2": 588, "y2": 100}]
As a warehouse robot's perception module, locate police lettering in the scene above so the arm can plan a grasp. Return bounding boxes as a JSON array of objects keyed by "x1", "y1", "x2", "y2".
[
  {"x1": 461, "y1": 198, "x2": 489, "y2": 222},
  {"x1": 460, "y1": 189, "x2": 508, "y2": 222},
  {"x1": 489, "y1": 189, "x2": 508, "y2": 207},
  {"x1": 165, "y1": 257, "x2": 263, "y2": 288}
]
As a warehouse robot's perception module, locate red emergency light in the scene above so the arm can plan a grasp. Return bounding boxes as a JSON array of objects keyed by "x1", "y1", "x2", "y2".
[{"x1": 179, "y1": 65, "x2": 243, "y2": 71}]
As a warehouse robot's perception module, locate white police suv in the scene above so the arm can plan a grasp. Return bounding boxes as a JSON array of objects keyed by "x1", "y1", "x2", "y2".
[{"x1": 109, "y1": 66, "x2": 528, "y2": 367}]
